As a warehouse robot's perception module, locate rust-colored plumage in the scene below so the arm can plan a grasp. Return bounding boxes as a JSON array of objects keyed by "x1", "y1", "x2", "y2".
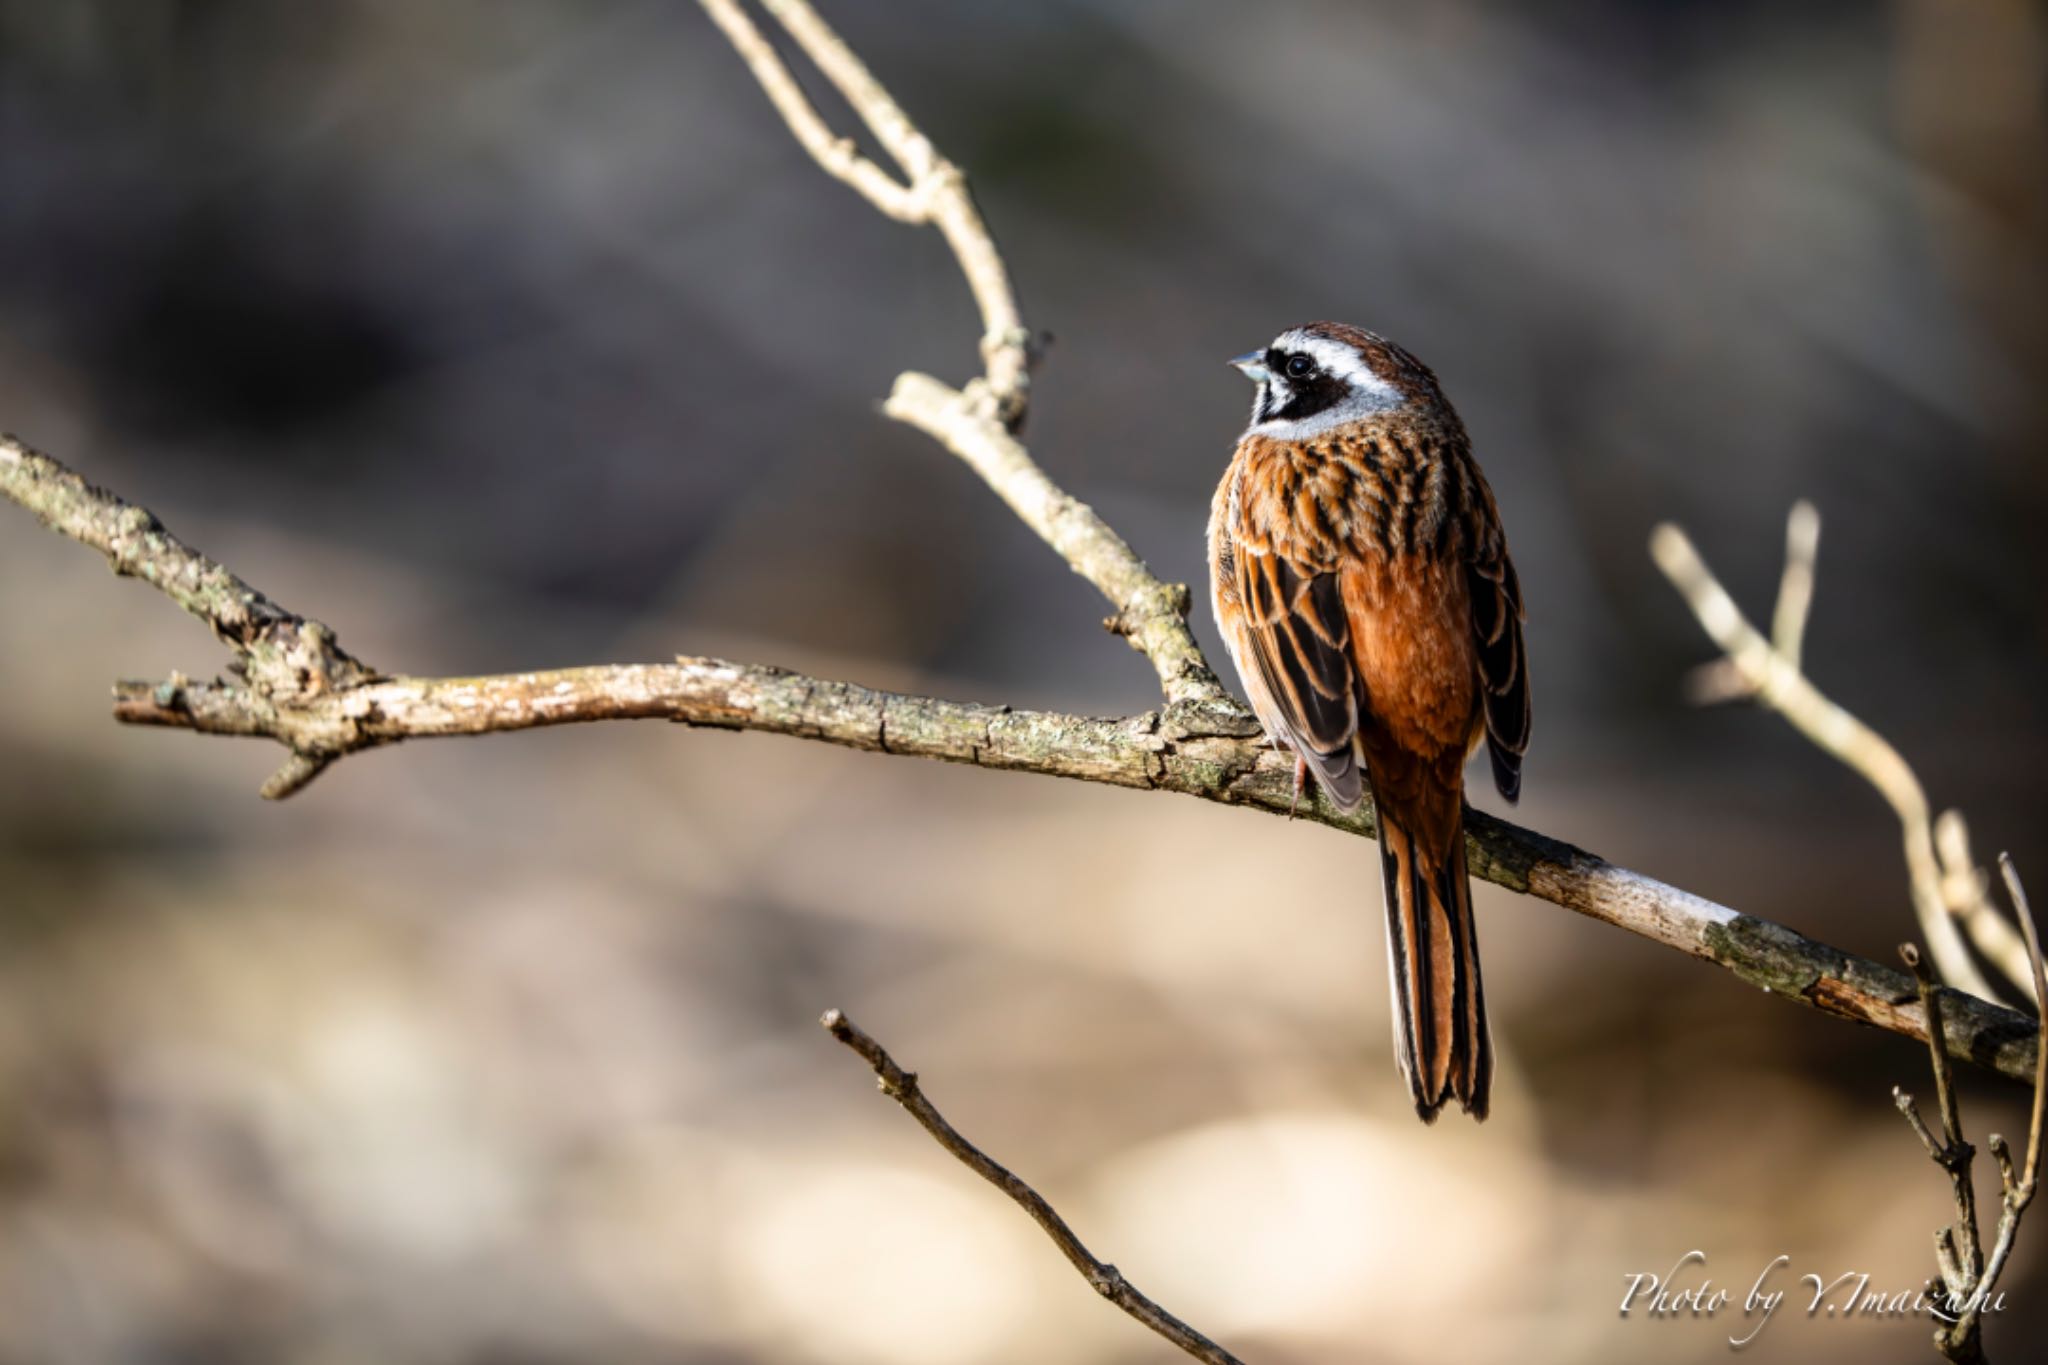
[{"x1": 1208, "y1": 322, "x2": 1528, "y2": 1121}]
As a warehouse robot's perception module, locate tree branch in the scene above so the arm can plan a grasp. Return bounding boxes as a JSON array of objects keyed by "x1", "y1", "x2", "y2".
[
  {"x1": 1652, "y1": 508, "x2": 2034, "y2": 1005},
  {"x1": 697, "y1": 0, "x2": 1032, "y2": 424},
  {"x1": 2, "y1": 3, "x2": 2039, "y2": 1089},
  {"x1": 1964, "y1": 856, "x2": 2045, "y2": 1346},
  {"x1": 882, "y1": 372, "x2": 1225, "y2": 707},
  {"x1": 1892, "y1": 856, "x2": 2045, "y2": 1363},
  {"x1": 0, "y1": 436, "x2": 375, "y2": 706},
  {"x1": 820, "y1": 1010, "x2": 1246, "y2": 1365},
  {"x1": 1897, "y1": 943, "x2": 1984, "y2": 1302},
  {"x1": 696, "y1": 0, "x2": 1216, "y2": 707},
  {"x1": 0, "y1": 433, "x2": 2026, "y2": 1083}
]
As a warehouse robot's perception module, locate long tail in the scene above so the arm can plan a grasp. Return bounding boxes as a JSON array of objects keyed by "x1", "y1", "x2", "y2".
[{"x1": 1376, "y1": 802, "x2": 1492, "y2": 1121}]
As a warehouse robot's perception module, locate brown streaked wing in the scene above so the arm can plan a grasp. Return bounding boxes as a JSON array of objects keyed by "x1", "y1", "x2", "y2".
[
  {"x1": 1467, "y1": 542, "x2": 1529, "y2": 804},
  {"x1": 1234, "y1": 546, "x2": 1365, "y2": 810}
]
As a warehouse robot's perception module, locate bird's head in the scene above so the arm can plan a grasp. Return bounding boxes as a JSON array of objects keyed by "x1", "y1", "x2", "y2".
[{"x1": 1230, "y1": 321, "x2": 1436, "y2": 440}]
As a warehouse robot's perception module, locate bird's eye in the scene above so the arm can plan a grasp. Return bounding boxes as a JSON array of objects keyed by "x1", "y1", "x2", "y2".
[{"x1": 1284, "y1": 354, "x2": 1316, "y2": 379}]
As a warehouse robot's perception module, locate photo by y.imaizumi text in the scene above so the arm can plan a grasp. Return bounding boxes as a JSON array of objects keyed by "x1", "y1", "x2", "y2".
[{"x1": 1620, "y1": 1250, "x2": 2008, "y2": 1348}]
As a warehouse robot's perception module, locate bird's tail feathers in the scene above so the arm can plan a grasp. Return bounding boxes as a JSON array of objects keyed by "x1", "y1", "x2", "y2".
[{"x1": 1377, "y1": 804, "x2": 1492, "y2": 1122}]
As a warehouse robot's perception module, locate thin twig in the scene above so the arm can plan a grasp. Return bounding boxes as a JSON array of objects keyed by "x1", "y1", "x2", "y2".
[
  {"x1": 1895, "y1": 1084, "x2": 1946, "y2": 1162},
  {"x1": 1651, "y1": 511, "x2": 2028, "y2": 1003},
  {"x1": 1893, "y1": 860, "x2": 2044, "y2": 1362},
  {"x1": 697, "y1": 0, "x2": 925, "y2": 218},
  {"x1": 697, "y1": 0, "x2": 1032, "y2": 423},
  {"x1": 1965, "y1": 857, "x2": 2045, "y2": 1325},
  {"x1": 1941, "y1": 815, "x2": 2035, "y2": 1007},
  {"x1": 1772, "y1": 499, "x2": 1819, "y2": 669},
  {"x1": 1900, "y1": 942, "x2": 1983, "y2": 1292},
  {"x1": 1999, "y1": 857, "x2": 2046, "y2": 1192},
  {"x1": 883, "y1": 372, "x2": 1224, "y2": 706},
  {"x1": 820, "y1": 1009, "x2": 1247, "y2": 1365}
]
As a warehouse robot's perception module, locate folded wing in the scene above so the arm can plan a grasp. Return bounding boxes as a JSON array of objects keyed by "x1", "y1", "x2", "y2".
[
  {"x1": 1465, "y1": 518, "x2": 1529, "y2": 804},
  {"x1": 1232, "y1": 547, "x2": 1365, "y2": 811}
]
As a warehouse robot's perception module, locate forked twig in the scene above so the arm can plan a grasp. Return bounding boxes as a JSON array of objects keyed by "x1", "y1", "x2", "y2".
[
  {"x1": 1893, "y1": 857, "x2": 2045, "y2": 1362},
  {"x1": 696, "y1": 0, "x2": 1030, "y2": 421},
  {"x1": 1652, "y1": 506, "x2": 2033, "y2": 1004},
  {"x1": 695, "y1": 0, "x2": 1220, "y2": 708}
]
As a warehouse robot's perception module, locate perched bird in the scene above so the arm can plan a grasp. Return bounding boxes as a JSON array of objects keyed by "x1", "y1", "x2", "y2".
[{"x1": 1208, "y1": 322, "x2": 1529, "y2": 1121}]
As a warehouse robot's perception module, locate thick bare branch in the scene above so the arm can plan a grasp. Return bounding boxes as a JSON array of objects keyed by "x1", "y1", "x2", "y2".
[
  {"x1": 2, "y1": 5, "x2": 2037, "y2": 1094},
  {"x1": 6, "y1": 465, "x2": 2011, "y2": 1082},
  {"x1": 8, "y1": 0, "x2": 2042, "y2": 1092},
  {"x1": 820, "y1": 1010, "x2": 1246, "y2": 1365}
]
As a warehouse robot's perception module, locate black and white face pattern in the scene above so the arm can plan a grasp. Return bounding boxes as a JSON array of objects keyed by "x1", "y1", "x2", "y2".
[{"x1": 1234, "y1": 327, "x2": 1404, "y2": 441}]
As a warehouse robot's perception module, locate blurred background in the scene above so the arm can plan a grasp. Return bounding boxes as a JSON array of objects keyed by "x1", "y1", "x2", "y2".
[{"x1": 3, "y1": 1, "x2": 2045, "y2": 1361}]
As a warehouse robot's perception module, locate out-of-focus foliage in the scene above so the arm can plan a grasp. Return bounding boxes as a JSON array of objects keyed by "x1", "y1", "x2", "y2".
[{"x1": 1, "y1": 2, "x2": 2043, "y2": 1361}]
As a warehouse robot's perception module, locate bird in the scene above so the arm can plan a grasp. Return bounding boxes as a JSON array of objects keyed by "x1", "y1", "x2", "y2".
[{"x1": 1207, "y1": 321, "x2": 1529, "y2": 1122}]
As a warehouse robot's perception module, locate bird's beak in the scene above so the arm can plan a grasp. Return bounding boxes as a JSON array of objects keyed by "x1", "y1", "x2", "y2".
[{"x1": 1229, "y1": 351, "x2": 1271, "y2": 383}]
